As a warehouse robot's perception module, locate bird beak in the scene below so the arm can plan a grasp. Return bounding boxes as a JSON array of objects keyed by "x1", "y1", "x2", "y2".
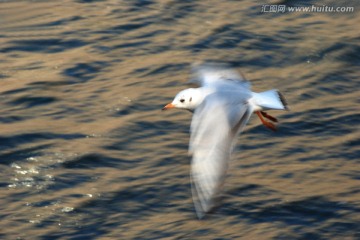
[{"x1": 162, "y1": 103, "x2": 175, "y2": 110}]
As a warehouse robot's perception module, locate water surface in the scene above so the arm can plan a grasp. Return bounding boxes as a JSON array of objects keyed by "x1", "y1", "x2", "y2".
[{"x1": 0, "y1": 0, "x2": 359, "y2": 239}]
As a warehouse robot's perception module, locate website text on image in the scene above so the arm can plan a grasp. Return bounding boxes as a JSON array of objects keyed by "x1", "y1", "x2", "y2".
[{"x1": 261, "y1": 4, "x2": 355, "y2": 13}]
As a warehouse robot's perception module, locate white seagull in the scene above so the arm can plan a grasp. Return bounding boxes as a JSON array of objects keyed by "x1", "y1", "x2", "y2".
[{"x1": 162, "y1": 62, "x2": 288, "y2": 219}]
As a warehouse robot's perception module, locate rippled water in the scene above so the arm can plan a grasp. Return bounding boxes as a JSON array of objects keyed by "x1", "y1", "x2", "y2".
[{"x1": 0, "y1": 0, "x2": 359, "y2": 239}]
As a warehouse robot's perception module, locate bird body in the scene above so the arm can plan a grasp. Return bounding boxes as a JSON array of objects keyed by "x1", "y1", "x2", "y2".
[{"x1": 163, "y1": 62, "x2": 288, "y2": 219}]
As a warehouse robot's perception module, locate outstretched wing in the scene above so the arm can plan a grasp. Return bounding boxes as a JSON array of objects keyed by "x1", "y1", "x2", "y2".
[
  {"x1": 189, "y1": 62, "x2": 251, "y2": 89},
  {"x1": 189, "y1": 91, "x2": 252, "y2": 218}
]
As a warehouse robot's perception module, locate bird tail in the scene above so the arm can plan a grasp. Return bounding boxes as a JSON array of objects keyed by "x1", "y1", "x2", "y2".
[{"x1": 253, "y1": 89, "x2": 288, "y2": 110}]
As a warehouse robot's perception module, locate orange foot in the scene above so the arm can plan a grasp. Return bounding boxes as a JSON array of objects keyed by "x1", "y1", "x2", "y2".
[
  {"x1": 260, "y1": 111, "x2": 278, "y2": 122},
  {"x1": 256, "y1": 111, "x2": 277, "y2": 131}
]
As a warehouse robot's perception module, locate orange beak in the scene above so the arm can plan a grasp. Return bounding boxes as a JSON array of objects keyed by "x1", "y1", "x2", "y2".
[{"x1": 162, "y1": 103, "x2": 175, "y2": 110}]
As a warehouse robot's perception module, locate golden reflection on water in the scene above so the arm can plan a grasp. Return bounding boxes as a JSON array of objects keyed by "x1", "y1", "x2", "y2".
[{"x1": 0, "y1": 0, "x2": 359, "y2": 239}]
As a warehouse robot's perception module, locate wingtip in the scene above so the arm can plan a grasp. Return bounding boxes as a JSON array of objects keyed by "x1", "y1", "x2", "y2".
[
  {"x1": 194, "y1": 201, "x2": 212, "y2": 220},
  {"x1": 192, "y1": 195, "x2": 215, "y2": 220},
  {"x1": 191, "y1": 172, "x2": 214, "y2": 220},
  {"x1": 195, "y1": 209, "x2": 206, "y2": 220}
]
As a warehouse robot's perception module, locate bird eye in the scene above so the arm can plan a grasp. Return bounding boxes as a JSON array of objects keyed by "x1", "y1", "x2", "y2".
[{"x1": 180, "y1": 99, "x2": 185, "y2": 103}]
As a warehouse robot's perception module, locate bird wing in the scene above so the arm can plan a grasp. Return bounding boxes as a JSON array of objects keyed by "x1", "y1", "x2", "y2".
[
  {"x1": 189, "y1": 91, "x2": 252, "y2": 218},
  {"x1": 189, "y1": 62, "x2": 251, "y2": 90}
]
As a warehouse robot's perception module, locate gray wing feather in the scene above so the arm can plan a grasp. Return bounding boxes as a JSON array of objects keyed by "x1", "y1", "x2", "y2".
[
  {"x1": 189, "y1": 92, "x2": 252, "y2": 218},
  {"x1": 189, "y1": 62, "x2": 251, "y2": 89}
]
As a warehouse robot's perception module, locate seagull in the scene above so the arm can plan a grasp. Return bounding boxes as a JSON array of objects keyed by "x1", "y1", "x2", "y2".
[{"x1": 162, "y1": 62, "x2": 288, "y2": 219}]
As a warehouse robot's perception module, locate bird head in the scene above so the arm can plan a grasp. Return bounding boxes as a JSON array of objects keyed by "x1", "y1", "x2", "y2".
[{"x1": 162, "y1": 88, "x2": 202, "y2": 111}]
